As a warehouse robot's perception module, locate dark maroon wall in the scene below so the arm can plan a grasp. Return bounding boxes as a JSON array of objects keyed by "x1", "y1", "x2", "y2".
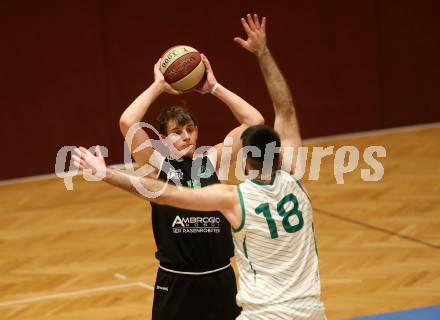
[{"x1": 1, "y1": 0, "x2": 439, "y2": 179}]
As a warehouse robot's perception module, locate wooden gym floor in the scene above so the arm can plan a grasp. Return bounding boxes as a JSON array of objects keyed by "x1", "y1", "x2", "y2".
[{"x1": 0, "y1": 124, "x2": 439, "y2": 319}]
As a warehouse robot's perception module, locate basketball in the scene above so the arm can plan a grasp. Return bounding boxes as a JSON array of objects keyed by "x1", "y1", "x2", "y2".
[{"x1": 159, "y1": 45, "x2": 206, "y2": 91}]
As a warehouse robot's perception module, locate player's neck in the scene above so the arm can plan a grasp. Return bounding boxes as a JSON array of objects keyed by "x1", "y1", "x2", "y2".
[
  {"x1": 251, "y1": 170, "x2": 278, "y2": 184},
  {"x1": 169, "y1": 149, "x2": 195, "y2": 161}
]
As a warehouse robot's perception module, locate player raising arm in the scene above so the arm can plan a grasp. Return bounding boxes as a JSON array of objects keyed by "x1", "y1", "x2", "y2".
[{"x1": 234, "y1": 14, "x2": 302, "y2": 174}]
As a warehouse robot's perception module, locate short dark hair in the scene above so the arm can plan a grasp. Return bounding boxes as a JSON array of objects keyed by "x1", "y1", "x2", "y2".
[
  {"x1": 156, "y1": 105, "x2": 197, "y2": 134},
  {"x1": 240, "y1": 125, "x2": 281, "y2": 170}
]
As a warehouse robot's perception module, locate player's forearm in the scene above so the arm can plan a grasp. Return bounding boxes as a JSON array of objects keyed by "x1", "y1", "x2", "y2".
[
  {"x1": 103, "y1": 167, "x2": 143, "y2": 196},
  {"x1": 103, "y1": 168, "x2": 232, "y2": 216},
  {"x1": 103, "y1": 167, "x2": 191, "y2": 207},
  {"x1": 213, "y1": 84, "x2": 264, "y2": 126},
  {"x1": 257, "y1": 48, "x2": 295, "y2": 115},
  {"x1": 102, "y1": 167, "x2": 169, "y2": 201},
  {"x1": 139, "y1": 176, "x2": 211, "y2": 211},
  {"x1": 119, "y1": 82, "x2": 163, "y2": 132}
]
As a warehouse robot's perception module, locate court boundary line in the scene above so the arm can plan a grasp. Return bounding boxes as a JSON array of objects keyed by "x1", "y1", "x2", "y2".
[
  {"x1": 0, "y1": 164, "x2": 130, "y2": 187},
  {"x1": 303, "y1": 121, "x2": 439, "y2": 144},
  {"x1": 0, "y1": 122, "x2": 438, "y2": 186},
  {"x1": 0, "y1": 281, "x2": 154, "y2": 308},
  {"x1": 315, "y1": 207, "x2": 440, "y2": 250}
]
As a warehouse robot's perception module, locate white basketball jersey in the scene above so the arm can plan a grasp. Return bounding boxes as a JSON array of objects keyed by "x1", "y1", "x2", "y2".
[{"x1": 233, "y1": 170, "x2": 324, "y2": 316}]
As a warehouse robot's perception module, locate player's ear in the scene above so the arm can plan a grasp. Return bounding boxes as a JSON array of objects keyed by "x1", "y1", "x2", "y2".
[{"x1": 194, "y1": 125, "x2": 199, "y2": 138}]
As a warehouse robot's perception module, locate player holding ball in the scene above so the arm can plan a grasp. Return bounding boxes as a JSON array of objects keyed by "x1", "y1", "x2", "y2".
[{"x1": 118, "y1": 37, "x2": 264, "y2": 320}]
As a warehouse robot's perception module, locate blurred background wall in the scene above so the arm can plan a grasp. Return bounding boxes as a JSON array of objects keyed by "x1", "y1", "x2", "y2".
[{"x1": 0, "y1": 0, "x2": 438, "y2": 180}]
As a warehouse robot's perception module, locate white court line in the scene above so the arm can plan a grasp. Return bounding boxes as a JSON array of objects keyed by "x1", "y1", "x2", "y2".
[
  {"x1": 303, "y1": 121, "x2": 439, "y2": 144},
  {"x1": 114, "y1": 273, "x2": 128, "y2": 280},
  {"x1": 0, "y1": 173, "x2": 59, "y2": 186},
  {"x1": 0, "y1": 163, "x2": 130, "y2": 186},
  {"x1": 137, "y1": 282, "x2": 155, "y2": 290},
  {"x1": 0, "y1": 282, "x2": 153, "y2": 308}
]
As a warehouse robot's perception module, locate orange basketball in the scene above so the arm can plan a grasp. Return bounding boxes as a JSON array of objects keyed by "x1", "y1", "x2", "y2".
[{"x1": 159, "y1": 45, "x2": 206, "y2": 91}]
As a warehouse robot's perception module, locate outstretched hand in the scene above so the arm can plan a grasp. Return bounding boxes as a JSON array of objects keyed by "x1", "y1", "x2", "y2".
[
  {"x1": 153, "y1": 59, "x2": 183, "y2": 95},
  {"x1": 73, "y1": 146, "x2": 107, "y2": 180},
  {"x1": 194, "y1": 54, "x2": 218, "y2": 94},
  {"x1": 234, "y1": 14, "x2": 268, "y2": 57}
]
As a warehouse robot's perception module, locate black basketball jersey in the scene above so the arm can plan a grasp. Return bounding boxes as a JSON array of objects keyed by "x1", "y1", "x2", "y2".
[{"x1": 151, "y1": 155, "x2": 234, "y2": 272}]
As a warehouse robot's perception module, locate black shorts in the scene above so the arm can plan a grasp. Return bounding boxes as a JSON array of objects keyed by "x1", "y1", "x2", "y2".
[{"x1": 152, "y1": 266, "x2": 241, "y2": 320}]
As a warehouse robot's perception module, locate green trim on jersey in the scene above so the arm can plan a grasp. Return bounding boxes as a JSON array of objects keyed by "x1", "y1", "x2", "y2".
[
  {"x1": 291, "y1": 174, "x2": 317, "y2": 254},
  {"x1": 291, "y1": 174, "x2": 312, "y2": 204},
  {"x1": 243, "y1": 235, "x2": 249, "y2": 257},
  {"x1": 233, "y1": 185, "x2": 246, "y2": 233},
  {"x1": 312, "y1": 222, "x2": 319, "y2": 256},
  {"x1": 250, "y1": 173, "x2": 276, "y2": 186},
  {"x1": 243, "y1": 236, "x2": 257, "y2": 283}
]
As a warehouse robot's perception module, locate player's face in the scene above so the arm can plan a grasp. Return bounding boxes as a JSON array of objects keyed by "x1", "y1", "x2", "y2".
[{"x1": 165, "y1": 119, "x2": 198, "y2": 157}]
